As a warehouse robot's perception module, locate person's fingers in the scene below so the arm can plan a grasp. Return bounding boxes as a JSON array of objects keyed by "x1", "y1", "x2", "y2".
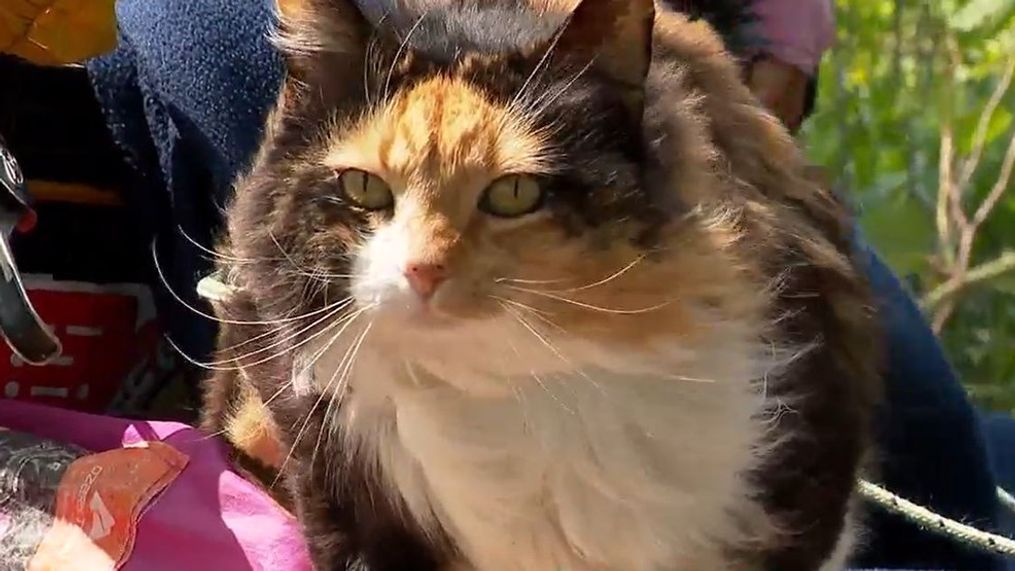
[{"x1": 748, "y1": 57, "x2": 809, "y2": 132}]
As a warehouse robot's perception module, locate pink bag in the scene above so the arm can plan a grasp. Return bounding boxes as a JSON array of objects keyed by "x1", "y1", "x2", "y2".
[{"x1": 0, "y1": 400, "x2": 312, "y2": 571}]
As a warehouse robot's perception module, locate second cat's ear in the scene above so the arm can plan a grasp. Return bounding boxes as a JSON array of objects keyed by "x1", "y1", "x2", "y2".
[{"x1": 555, "y1": 0, "x2": 655, "y2": 119}]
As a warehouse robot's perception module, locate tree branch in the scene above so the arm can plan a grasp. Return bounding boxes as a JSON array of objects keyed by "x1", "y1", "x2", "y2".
[
  {"x1": 971, "y1": 126, "x2": 1015, "y2": 229},
  {"x1": 949, "y1": 126, "x2": 1015, "y2": 307},
  {"x1": 930, "y1": 55, "x2": 1015, "y2": 333},
  {"x1": 924, "y1": 250, "x2": 1015, "y2": 310},
  {"x1": 957, "y1": 55, "x2": 1015, "y2": 193},
  {"x1": 943, "y1": 35, "x2": 972, "y2": 233},
  {"x1": 936, "y1": 122, "x2": 956, "y2": 253}
]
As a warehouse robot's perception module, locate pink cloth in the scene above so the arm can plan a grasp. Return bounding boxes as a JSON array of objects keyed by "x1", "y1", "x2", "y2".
[
  {"x1": 754, "y1": 0, "x2": 836, "y2": 74},
  {"x1": 0, "y1": 400, "x2": 312, "y2": 571}
]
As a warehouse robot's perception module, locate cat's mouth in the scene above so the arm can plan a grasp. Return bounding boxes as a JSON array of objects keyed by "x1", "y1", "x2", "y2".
[
  {"x1": 365, "y1": 294, "x2": 469, "y2": 332},
  {"x1": 402, "y1": 302, "x2": 459, "y2": 328}
]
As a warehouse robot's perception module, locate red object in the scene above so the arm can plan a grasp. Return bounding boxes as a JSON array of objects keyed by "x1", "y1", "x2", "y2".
[
  {"x1": 15, "y1": 208, "x2": 37, "y2": 233},
  {"x1": 0, "y1": 278, "x2": 161, "y2": 412}
]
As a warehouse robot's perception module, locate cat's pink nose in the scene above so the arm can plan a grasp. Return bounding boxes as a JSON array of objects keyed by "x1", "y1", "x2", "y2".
[{"x1": 404, "y1": 262, "x2": 448, "y2": 299}]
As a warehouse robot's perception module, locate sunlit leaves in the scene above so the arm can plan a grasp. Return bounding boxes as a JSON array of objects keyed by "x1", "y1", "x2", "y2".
[
  {"x1": 803, "y1": 0, "x2": 1015, "y2": 412},
  {"x1": 951, "y1": 0, "x2": 1015, "y2": 33}
]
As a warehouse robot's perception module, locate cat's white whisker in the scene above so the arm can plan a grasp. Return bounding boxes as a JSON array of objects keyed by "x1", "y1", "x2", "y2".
[
  {"x1": 363, "y1": 28, "x2": 384, "y2": 107},
  {"x1": 525, "y1": 57, "x2": 595, "y2": 116},
  {"x1": 197, "y1": 299, "x2": 355, "y2": 367},
  {"x1": 490, "y1": 294, "x2": 566, "y2": 334},
  {"x1": 269, "y1": 229, "x2": 326, "y2": 279},
  {"x1": 261, "y1": 305, "x2": 375, "y2": 412},
  {"x1": 170, "y1": 304, "x2": 367, "y2": 372},
  {"x1": 492, "y1": 332, "x2": 538, "y2": 423},
  {"x1": 212, "y1": 297, "x2": 353, "y2": 361},
  {"x1": 493, "y1": 276, "x2": 568, "y2": 285},
  {"x1": 509, "y1": 21, "x2": 568, "y2": 112},
  {"x1": 259, "y1": 380, "x2": 296, "y2": 413},
  {"x1": 292, "y1": 304, "x2": 376, "y2": 381},
  {"x1": 494, "y1": 256, "x2": 645, "y2": 294},
  {"x1": 177, "y1": 224, "x2": 280, "y2": 265},
  {"x1": 488, "y1": 294, "x2": 552, "y2": 316},
  {"x1": 383, "y1": 13, "x2": 426, "y2": 100},
  {"x1": 274, "y1": 310, "x2": 371, "y2": 488},
  {"x1": 502, "y1": 284, "x2": 671, "y2": 315},
  {"x1": 152, "y1": 238, "x2": 352, "y2": 327},
  {"x1": 530, "y1": 371, "x2": 575, "y2": 415},
  {"x1": 329, "y1": 321, "x2": 373, "y2": 411},
  {"x1": 311, "y1": 320, "x2": 374, "y2": 471},
  {"x1": 498, "y1": 300, "x2": 605, "y2": 397},
  {"x1": 501, "y1": 324, "x2": 575, "y2": 415},
  {"x1": 298, "y1": 265, "x2": 325, "y2": 306},
  {"x1": 553, "y1": 255, "x2": 645, "y2": 293},
  {"x1": 662, "y1": 374, "x2": 718, "y2": 384},
  {"x1": 203, "y1": 299, "x2": 308, "y2": 369}
]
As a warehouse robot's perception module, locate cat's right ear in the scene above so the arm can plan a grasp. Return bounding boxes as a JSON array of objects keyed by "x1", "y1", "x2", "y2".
[{"x1": 272, "y1": 0, "x2": 374, "y2": 108}]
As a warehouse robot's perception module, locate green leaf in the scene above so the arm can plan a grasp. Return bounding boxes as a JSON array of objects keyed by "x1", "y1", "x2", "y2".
[
  {"x1": 950, "y1": 0, "x2": 1015, "y2": 32},
  {"x1": 810, "y1": 0, "x2": 1015, "y2": 411},
  {"x1": 858, "y1": 191, "x2": 935, "y2": 275},
  {"x1": 995, "y1": 275, "x2": 1015, "y2": 295},
  {"x1": 865, "y1": 171, "x2": 910, "y2": 199}
]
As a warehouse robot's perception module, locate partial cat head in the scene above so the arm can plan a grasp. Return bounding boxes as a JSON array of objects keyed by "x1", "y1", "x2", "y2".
[{"x1": 222, "y1": 0, "x2": 798, "y2": 392}]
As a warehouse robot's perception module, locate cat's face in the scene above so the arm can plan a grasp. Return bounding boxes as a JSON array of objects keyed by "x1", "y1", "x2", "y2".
[
  {"x1": 343, "y1": 77, "x2": 560, "y2": 320},
  {"x1": 339, "y1": 75, "x2": 640, "y2": 326},
  {"x1": 225, "y1": 0, "x2": 768, "y2": 389},
  {"x1": 306, "y1": 65, "x2": 668, "y2": 382}
]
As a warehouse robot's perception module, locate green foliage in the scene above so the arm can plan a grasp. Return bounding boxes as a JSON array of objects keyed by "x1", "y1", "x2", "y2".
[
  {"x1": 952, "y1": 0, "x2": 1015, "y2": 32},
  {"x1": 801, "y1": 0, "x2": 1015, "y2": 412}
]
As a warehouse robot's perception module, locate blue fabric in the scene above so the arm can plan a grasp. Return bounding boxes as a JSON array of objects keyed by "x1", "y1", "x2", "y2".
[
  {"x1": 85, "y1": 0, "x2": 283, "y2": 361},
  {"x1": 853, "y1": 249, "x2": 1004, "y2": 570},
  {"x1": 983, "y1": 412, "x2": 1015, "y2": 560},
  {"x1": 984, "y1": 413, "x2": 1015, "y2": 496},
  {"x1": 83, "y1": 1, "x2": 1014, "y2": 568}
]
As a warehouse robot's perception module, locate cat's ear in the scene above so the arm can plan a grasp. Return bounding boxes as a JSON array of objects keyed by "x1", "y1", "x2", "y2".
[
  {"x1": 272, "y1": 0, "x2": 374, "y2": 106},
  {"x1": 555, "y1": 0, "x2": 655, "y2": 119}
]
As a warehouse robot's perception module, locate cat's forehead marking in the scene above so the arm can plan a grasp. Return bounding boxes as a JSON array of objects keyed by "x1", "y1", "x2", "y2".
[{"x1": 326, "y1": 76, "x2": 549, "y2": 187}]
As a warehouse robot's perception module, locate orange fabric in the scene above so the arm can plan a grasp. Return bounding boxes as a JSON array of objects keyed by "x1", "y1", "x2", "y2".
[
  {"x1": 0, "y1": 0, "x2": 117, "y2": 65},
  {"x1": 28, "y1": 441, "x2": 189, "y2": 571},
  {"x1": 27, "y1": 180, "x2": 123, "y2": 206}
]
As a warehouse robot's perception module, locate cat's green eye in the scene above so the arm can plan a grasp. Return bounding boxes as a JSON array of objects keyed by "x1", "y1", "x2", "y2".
[
  {"x1": 339, "y1": 169, "x2": 393, "y2": 210},
  {"x1": 479, "y1": 175, "x2": 544, "y2": 218}
]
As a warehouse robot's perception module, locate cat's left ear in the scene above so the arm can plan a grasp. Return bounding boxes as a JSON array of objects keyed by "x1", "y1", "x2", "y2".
[
  {"x1": 554, "y1": 0, "x2": 655, "y2": 119},
  {"x1": 272, "y1": 0, "x2": 374, "y2": 108}
]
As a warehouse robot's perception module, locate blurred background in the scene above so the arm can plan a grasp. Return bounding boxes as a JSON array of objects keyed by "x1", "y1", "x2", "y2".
[{"x1": 801, "y1": 0, "x2": 1015, "y2": 413}]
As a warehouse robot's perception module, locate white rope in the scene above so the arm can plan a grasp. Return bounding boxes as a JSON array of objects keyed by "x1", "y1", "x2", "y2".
[
  {"x1": 857, "y1": 479, "x2": 1015, "y2": 557},
  {"x1": 999, "y1": 486, "x2": 1015, "y2": 515}
]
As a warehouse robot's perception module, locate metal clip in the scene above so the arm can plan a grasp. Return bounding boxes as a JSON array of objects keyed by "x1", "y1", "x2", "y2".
[{"x1": 0, "y1": 136, "x2": 61, "y2": 365}]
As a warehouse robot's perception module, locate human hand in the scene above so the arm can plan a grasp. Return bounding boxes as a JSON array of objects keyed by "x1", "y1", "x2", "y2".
[{"x1": 747, "y1": 56, "x2": 810, "y2": 133}]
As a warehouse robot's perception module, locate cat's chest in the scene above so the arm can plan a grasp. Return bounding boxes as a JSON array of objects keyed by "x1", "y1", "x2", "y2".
[{"x1": 339, "y1": 363, "x2": 768, "y2": 571}]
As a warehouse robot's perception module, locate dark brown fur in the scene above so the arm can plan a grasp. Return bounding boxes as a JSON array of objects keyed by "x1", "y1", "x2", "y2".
[{"x1": 201, "y1": 0, "x2": 881, "y2": 569}]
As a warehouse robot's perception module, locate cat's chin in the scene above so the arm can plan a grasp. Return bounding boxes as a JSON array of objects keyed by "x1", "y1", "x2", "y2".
[
  {"x1": 359, "y1": 289, "x2": 500, "y2": 333},
  {"x1": 399, "y1": 308, "x2": 464, "y2": 333}
]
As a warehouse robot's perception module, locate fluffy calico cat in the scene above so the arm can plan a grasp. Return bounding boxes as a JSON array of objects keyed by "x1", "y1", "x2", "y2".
[{"x1": 201, "y1": 0, "x2": 882, "y2": 569}]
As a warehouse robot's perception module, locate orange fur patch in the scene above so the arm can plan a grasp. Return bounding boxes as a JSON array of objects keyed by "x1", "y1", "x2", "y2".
[
  {"x1": 327, "y1": 76, "x2": 550, "y2": 185},
  {"x1": 225, "y1": 382, "x2": 284, "y2": 469}
]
